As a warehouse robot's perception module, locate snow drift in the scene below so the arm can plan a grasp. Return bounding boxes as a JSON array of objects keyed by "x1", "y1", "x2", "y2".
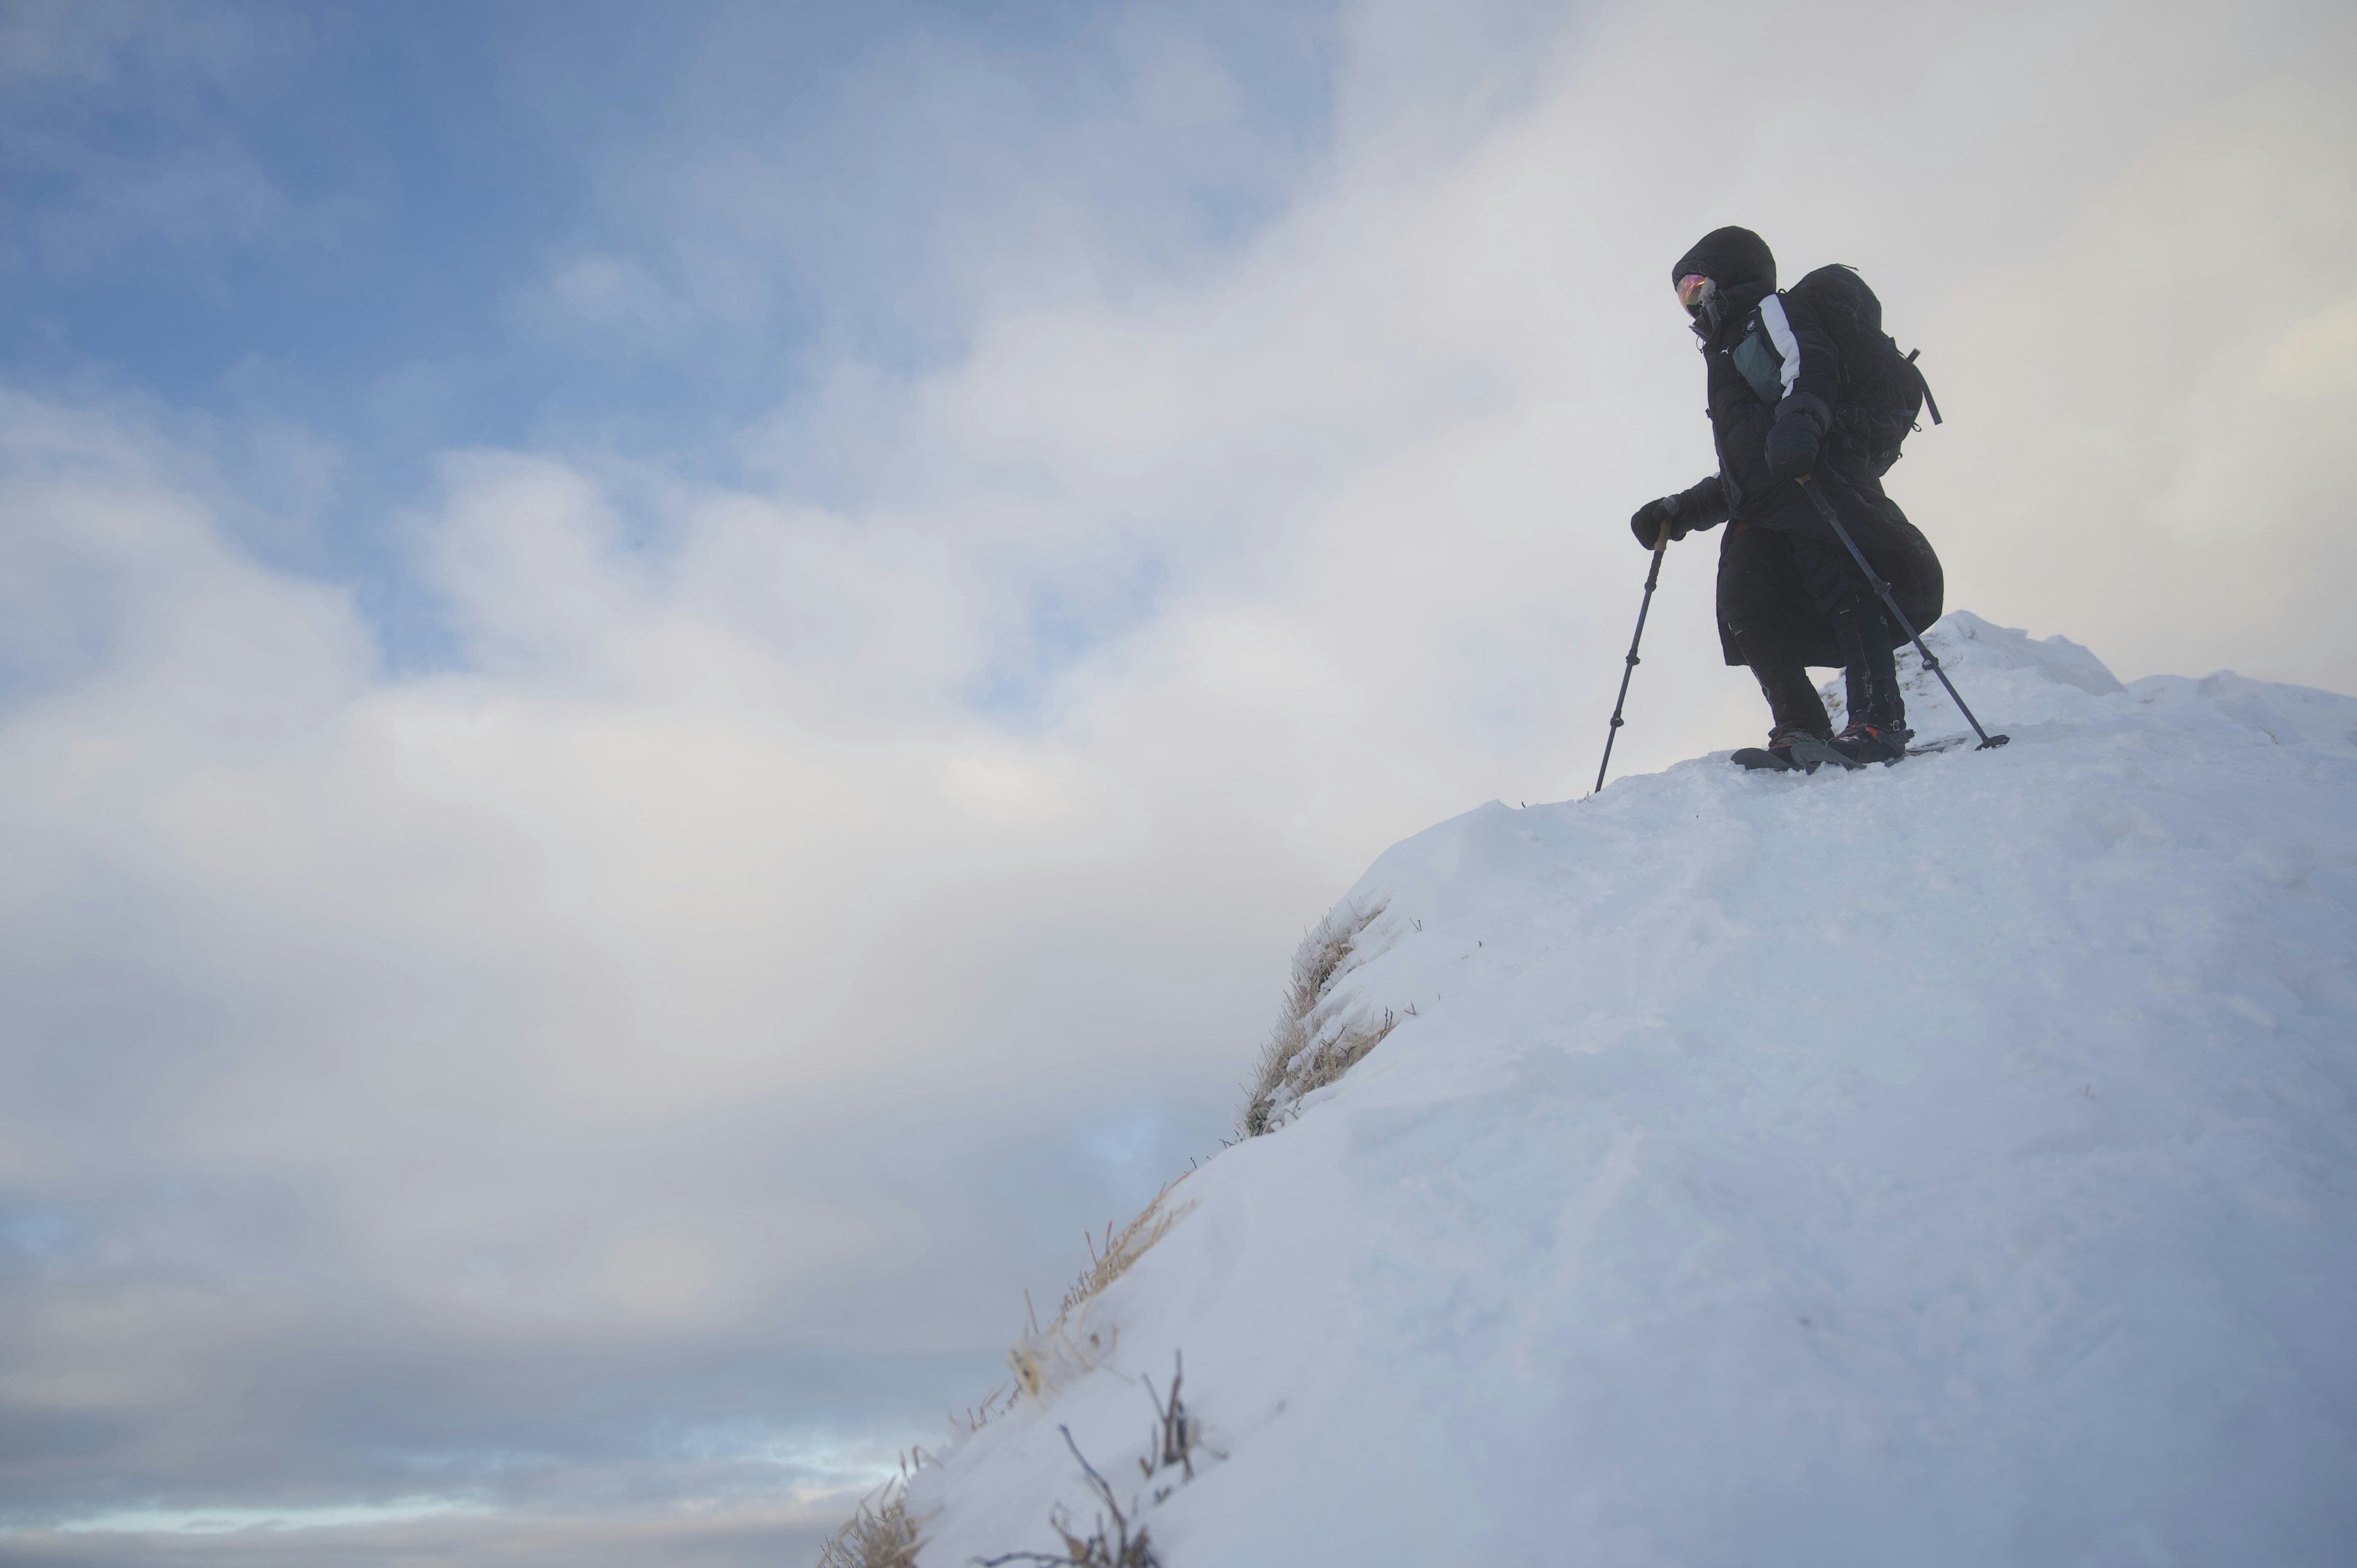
[{"x1": 899, "y1": 612, "x2": 2357, "y2": 1567}]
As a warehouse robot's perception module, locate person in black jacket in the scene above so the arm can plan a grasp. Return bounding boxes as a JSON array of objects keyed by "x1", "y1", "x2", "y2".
[{"x1": 1630, "y1": 226, "x2": 1942, "y2": 767}]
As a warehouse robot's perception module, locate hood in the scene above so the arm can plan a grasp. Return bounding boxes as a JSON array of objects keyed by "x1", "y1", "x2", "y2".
[{"x1": 1671, "y1": 226, "x2": 1776, "y2": 295}]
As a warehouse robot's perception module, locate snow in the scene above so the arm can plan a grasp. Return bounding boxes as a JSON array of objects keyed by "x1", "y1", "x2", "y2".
[{"x1": 904, "y1": 613, "x2": 2357, "y2": 1567}]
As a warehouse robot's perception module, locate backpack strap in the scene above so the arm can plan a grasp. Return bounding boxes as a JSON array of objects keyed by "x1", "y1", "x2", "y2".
[
  {"x1": 1906, "y1": 348, "x2": 1943, "y2": 426},
  {"x1": 1757, "y1": 295, "x2": 1805, "y2": 403}
]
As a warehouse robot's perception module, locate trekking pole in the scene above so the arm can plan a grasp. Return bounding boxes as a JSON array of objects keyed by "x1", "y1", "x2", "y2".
[
  {"x1": 1795, "y1": 477, "x2": 2008, "y2": 750},
  {"x1": 1592, "y1": 533, "x2": 1668, "y2": 795}
]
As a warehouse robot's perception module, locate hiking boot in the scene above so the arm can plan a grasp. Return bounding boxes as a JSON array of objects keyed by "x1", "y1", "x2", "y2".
[
  {"x1": 1829, "y1": 720, "x2": 1913, "y2": 766},
  {"x1": 1731, "y1": 725, "x2": 1835, "y2": 773},
  {"x1": 1765, "y1": 724, "x2": 1826, "y2": 767}
]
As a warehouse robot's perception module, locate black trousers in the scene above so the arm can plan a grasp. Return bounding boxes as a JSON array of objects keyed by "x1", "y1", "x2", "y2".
[{"x1": 1716, "y1": 523, "x2": 1903, "y2": 737}]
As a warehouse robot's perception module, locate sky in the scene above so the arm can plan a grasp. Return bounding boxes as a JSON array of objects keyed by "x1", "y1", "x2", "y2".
[{"x1": 1, "y1": 1, "x2": 2351, "y2": 1564}]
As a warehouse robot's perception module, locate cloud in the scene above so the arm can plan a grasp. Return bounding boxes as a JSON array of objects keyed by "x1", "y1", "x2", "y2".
[
  {"x1": 5, "y1": 1498, "x2": 848, "y2": 1568},
  {"x1": 2, "y1": 0, "x2": 2353, "y2": 1562},
  {"x1": 0, "y1": 0, "x2": 274, "y2": 88},
  {"x1": 522, "y1": 256, "x2": 703, "y2": 353},
  {"x1": 1910, "y1": 81, "x2": 2357, "y2": 688},
  {"x1": 498, "y1": 0, "x2": 1345, "y2": 385},
  {"x1": 0, "y1": 1, "x2": 347, "y2": 277},
  {"x1": 0, "y1": 383, "x2": 1267, "y2": 1539}
]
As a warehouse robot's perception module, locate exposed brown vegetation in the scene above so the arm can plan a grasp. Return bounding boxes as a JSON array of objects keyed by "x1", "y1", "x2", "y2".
[
  {"x1": 975, "y1": 1425, "x2": 1161, "y2": 1568},
  {"x1": 954, "y1": 1383, "x2": 1013, "y2": 1433},
  {"x1": 1239, "y1": 898, "x2": 1395, "y2": 1135},
  {"x1": 1136, "y1": 1351, "x2": 1211, "y2": 1502},
  {"x1": 976, "y1": 1350, "x2": 1213, "y2": 1567},
  {"x1": 827, "y1": 898, "x2": 1399, "y2": 1561},
  {"x1": 1009, "y1": 1176, "x2": 1193, "y2": 1401},
  {"x1": 1058, "y1": 1178, "x2": 1191, "y2": 1321},
  {"x1": 816, "y1": 1477, "x2": 923, "y2": 1568}
]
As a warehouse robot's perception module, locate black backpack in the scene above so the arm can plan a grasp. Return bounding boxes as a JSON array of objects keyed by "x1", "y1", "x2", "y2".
[{"x1": 1785, "y1": 264, "x2": 1941, "y2": 476}]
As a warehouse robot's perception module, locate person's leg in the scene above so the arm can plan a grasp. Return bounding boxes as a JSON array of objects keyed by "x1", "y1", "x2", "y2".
[
  {"x1": 1841, "y1": 661, "x2": 1871, "y2": 729},
  {"x1": 1717, "y1": 528, "x2": 1830, "y2": 745},
  {"x1": 1829, "y1": 593, "x2": 1899, "y2": 723},
  {"x1": 1790, "y1": 529, "x2": 1909, "y2": 752},
  {"x1": 1831, "y1": 595, "x2": 1906, "y2": 739},
  {"x1": 1749, "y1": 656, "x2": 1832, "y2": 740}
]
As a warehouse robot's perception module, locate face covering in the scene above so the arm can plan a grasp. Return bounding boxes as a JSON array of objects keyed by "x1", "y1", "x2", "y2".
[{"x1": 1676, "y1": 272, "x2": 1724, "y2": 337}]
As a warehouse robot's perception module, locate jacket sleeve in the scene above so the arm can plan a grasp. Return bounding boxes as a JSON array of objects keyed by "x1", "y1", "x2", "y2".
[
  {"x1": 1673, "y1": 472, "x2": 1733, "y2": 533},
  {"x1": 1759, "y1": 293, "x2": 1838, "y2": 431}
]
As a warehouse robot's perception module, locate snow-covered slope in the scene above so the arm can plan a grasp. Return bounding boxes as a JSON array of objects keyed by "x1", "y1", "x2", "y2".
[{"x1": 905, "y1": 614, "x2": 2357, "y2": 1567}]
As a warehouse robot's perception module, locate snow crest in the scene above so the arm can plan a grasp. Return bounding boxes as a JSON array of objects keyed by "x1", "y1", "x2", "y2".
[{"x1": 905, "y1": 614, "x2": 2357, "y2": 1567}]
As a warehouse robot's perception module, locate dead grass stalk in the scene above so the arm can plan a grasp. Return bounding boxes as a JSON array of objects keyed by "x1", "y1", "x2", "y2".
[
  {"x1": 975, "y1": 1425, "x2": 1161, "y2": 1568},
  {"x1": 816, "y1": 1476, "x2": 923, "y2": 1568},
  {"x1": 1239, "y1": 898, "x2": 1395, "y2": 1135},
  {"x1": 1008, "y1": 1176, "x2": 1194, "y2": 1401}
]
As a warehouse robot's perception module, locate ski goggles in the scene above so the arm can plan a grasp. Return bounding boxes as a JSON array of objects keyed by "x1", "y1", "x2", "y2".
[{"x1": 1675, "y1": 273, "x2": 1718, "y2": 317}]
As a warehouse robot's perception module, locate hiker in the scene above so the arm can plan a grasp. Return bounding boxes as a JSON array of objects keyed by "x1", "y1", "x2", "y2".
[{"x1": 1629, "y1": 226, "x2": 1943, "y2": 769}]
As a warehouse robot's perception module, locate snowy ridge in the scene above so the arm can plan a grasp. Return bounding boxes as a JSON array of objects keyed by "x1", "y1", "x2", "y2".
[{"x1": 904, "y1": 614, "x2": 2357, "y2": 1567}]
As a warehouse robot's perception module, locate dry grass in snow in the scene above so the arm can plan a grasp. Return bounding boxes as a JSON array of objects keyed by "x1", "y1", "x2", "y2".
[
  {"x1": 974, "y1": 1424, "x2": 1163, "y2": 1568},
  {"x1": 1238, "y1": 898, "x2": 1395, "y2": 1136},
  {"x1": 816, "y1": 1477, "x2": 923, "y2": 1568},
  {"x1": 1008, "y1": 1176, "x2": 1193, "y2": 1402},
  {"x1": 829, "y1": 898, "x2": 1394, "y2": 1556}
]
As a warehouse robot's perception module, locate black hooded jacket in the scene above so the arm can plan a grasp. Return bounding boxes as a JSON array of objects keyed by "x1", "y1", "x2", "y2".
[
  {"x1": 1668, "y1": 226, "x2": 1841, "y2": 533},
  {"x1": 1662, "y1": 226, "x2": 1945, "y2": 665}
]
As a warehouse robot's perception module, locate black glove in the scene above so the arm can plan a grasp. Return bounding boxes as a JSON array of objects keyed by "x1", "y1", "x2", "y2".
[
  {"x1": 1630, "y1": 495, "x2": 1684, "y2": 549},
  {"x1": 1764, "y1": 396, "x2": 1829, "y2": 482}
]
